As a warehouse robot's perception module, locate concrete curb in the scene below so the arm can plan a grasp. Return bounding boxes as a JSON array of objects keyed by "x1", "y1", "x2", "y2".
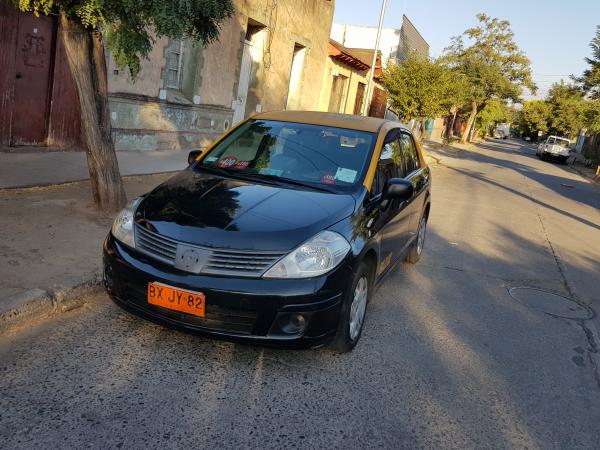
[
  {"x1": 0, "y1": 274, "x2": 104, "y2": 332},
  {"x1": 568, "y1": 163, "x2": 600, "y2": 185}
]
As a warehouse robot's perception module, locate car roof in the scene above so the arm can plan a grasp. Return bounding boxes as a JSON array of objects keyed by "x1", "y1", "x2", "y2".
[{"x1": 252, "y1": 110, "x2": 408, "y2": 134}]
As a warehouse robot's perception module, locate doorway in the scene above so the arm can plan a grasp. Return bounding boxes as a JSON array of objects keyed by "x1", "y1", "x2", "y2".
[
  {"x1": 328, "y1": 74, "x2": 347, "y2": 113},
  {"x1": 232, "y1": 20, "x2": 265, "y2": 125},
  {"x1": 285, "y1": 43, "x2": 306, "y2": 110},
  {"x1": 353, "y1": 82, "x2": 366, "y2": 115},
  {"x1": 11, "y1": 13, "x2": 56, "y2": 146}
]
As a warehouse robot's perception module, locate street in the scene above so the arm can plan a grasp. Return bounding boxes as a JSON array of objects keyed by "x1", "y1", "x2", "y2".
[{"x1": 1, "y1": 138, "x2": 599, "y2": 449}]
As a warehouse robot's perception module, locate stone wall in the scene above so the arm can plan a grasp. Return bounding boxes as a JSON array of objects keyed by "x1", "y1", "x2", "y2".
[{"x1": 109, "y1": 95, "x2": 232, "y2": 152}]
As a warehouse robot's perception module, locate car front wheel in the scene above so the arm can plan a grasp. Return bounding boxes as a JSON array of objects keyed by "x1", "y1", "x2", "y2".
[
  {"x1": 406, "y1": 213, "x2": 428, "y2": 264},
  {"x1": 331, "y1": 261, "x2": 372, "y2": 353}
]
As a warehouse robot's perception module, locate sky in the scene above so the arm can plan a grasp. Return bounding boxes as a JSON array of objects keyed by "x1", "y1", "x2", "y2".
[{"x1": 333, "y1": 0, "x2": 600, "y2": 99}]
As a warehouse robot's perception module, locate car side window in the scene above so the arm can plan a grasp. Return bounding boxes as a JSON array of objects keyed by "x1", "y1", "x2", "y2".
[
  {"x1": 400, "y1": 133, "x2": 420, "y2": 175},
  {"x1": 372, "y1": 129, "x2": 403, "y2": 196}
]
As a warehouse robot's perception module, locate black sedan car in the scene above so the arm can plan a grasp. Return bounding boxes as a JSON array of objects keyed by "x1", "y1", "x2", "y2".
[{"x1": 103, "y1": 111, "x2": 431, "y2": 352}]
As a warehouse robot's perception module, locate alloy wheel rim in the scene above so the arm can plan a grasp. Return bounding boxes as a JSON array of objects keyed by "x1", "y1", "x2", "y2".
[
  {"x1": 417, "y1": 218, "x2": 427, "y2": 255},
  {"x1": 349, "y1": 276, "x2": 368, "y2": 340}
]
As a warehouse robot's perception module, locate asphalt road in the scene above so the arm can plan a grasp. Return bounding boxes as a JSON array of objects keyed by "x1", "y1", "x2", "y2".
[{"x1": 1, "y1": 138, "x2": 600, "y2": 449}]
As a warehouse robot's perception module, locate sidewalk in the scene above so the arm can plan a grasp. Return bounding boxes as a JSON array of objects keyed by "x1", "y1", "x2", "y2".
[
  {"x1": 0, "y1": 173, "x2": 171, "y2": 329},
  {"x1": 0, "y1": 149, "x2": 188, "y2": 189},
  {"x1": 568, "y1": 153, "x2": 600, "y2": 184}
]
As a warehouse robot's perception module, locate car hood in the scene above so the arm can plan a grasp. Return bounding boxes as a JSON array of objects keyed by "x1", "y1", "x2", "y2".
[{"x1": 136, "y1": 170, "x2": 356, "y2": 251}]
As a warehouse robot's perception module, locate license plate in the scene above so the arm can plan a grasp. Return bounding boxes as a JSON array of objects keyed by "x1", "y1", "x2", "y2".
[{"x1": 147, "y1": 282, "x2": 205, "y2": 317}]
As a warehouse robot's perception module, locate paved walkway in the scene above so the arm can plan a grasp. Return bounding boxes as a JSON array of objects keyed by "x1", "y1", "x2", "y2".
[
  {"x1": 0, "y1": 150, "x2": 189, "y2": 189},
  {"x1": 0, "y1": 173, "x2": 172, "y2": 327}
]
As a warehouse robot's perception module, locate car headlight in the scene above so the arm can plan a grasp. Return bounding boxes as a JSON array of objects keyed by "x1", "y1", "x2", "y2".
[
  {"x1": 263, "y1": 231, "x2": 351, "y2": 279},
  {"x1": 111, "y1": 197, "x2": 143, "y2": 248}
]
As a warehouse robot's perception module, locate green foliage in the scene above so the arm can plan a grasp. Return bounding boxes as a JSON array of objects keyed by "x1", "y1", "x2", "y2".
[
  {"x1": 518, "y1": 100, "x2": 551, "y2": 136},
  {"x1": 583, "y1": 100, "x2": 600, "y2": 134},
  {"x1": 476, "y1": 99, "x2": 514, "y2": 135},
  {"x1": 514, "y1": 82, "x2": 600, "y2": 139},
  {"x1": 573, "y1": 25, "x2": 600, "y2": 99},
  {"x1": 16, "y1": 0, "x2": 234, "y2": 77},
  {"x1": 546, "y1": 82, "x2": 586, "y2": 137},
  {"x1": 381, "y1": 52, "x2": 464, "y2": 121},
  {"x1": 443, "y1": 13, "x2": 536, "y2": 108}
]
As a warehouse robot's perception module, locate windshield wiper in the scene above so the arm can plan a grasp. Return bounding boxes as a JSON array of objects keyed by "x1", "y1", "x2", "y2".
[
  {"x1": 194, "y1": 165, "x2": 284, "y2": 186},
  {"x1": 241, "y1": 173, "x2": 336, "y2": 193},
  {"x1": 194, "y1": 166, "x2": 335, "y2": 193},
  {"x1": 194, "y1": 164, "x2": 236, "y2": 177}
]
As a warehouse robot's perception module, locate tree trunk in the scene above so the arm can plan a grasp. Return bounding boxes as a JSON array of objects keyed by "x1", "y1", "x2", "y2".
[
  {"x1": 461, "y1": 101, "x2": 478, "y2": 144},
  {"x1": 59, "y1": 14, "x2": 126, "y2": 213},
  {"x1": 448, "y1": 106, "x2": 457, "y2": 138}
]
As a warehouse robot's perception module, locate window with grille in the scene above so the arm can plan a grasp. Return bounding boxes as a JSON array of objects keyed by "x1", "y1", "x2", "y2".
[{"x1": 165, "y1": 39, "x2": 184, "y2": 90}]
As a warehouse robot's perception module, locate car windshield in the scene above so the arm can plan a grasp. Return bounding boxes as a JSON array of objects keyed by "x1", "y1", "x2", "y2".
[
  {"x1": 197, "y1": 120, "x2": 376, "y2": 191},
  {"x1": 548, "y1": 137, "x2": 569, "y2": 147}
]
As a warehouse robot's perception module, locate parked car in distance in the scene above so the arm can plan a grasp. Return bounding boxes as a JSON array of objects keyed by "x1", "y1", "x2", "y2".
[
  {"x1": 493, "y1": 129, "x2": 507, "y2": 139},
  {"x1": 103, "y1": 111, "x2": 432, "y2": 352},
  {"x1": 536, "y1": 135, "x2": 571, "y2": 163}
]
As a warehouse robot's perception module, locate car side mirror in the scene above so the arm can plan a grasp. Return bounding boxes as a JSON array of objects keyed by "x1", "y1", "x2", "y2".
[
  {"x1": 382, "y1": 178, "x2": 414, "y2": 202},
  {"x1": 188, "y1": 150, "x2": 202, "y2": 165}
]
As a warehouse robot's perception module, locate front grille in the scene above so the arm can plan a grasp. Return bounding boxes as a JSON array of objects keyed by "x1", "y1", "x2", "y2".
[
  {"x1": 204, "y1": 249, "x2": 285, "y2": 276},
  {"x1": 136, "y1": 224, "x2": 178, "y2": 264},
  {"x1": 134, "y1": 224, "x2": 285, "y2": 277}
]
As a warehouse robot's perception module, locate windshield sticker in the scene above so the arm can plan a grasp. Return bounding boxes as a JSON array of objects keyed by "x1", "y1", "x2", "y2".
[
  {"x1": 335, "y1": 167, "x2": 357, "y2": 183},
  {"x1": 320, "y1": 130, "x2": 338, "y2": 138},
  {"x1": 217, "y1": 156, "x2": 238, "y2": 168},
  {"x1": 340, "y1": 136, "x2": 359, "y2": 147},
  {"x1": 259, "y1": 168, "x2": 283, "y2": 177},
  {"x1": 321, "y1": 173, "x2": 336, "y2": 185},
  {"x1": 233, "y1": 160, "x2": 250, "y2": 170}
]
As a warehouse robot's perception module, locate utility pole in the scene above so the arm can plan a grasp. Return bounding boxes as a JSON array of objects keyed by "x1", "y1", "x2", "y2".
[{"x1": 362, "y1": 0, "x2": 388, "y2": 116}]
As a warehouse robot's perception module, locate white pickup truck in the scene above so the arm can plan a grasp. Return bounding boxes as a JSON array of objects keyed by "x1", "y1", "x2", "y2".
[{"x1": 536, "y1": 136, "x2": 571, "y2": 163}]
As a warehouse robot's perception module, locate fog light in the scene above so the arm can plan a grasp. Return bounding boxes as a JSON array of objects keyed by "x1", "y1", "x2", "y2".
[{"x1": 281, "y1": 313, "x2": 306, "y2": 335}]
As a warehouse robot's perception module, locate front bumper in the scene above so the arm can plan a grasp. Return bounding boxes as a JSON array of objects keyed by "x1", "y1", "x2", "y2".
[{"x1": 103, "y1": 234, "x2": 353, "y2": 348}]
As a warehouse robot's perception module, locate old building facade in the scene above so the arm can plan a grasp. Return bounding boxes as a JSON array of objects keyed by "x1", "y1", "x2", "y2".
[
  {"x1": 330, "y1": 15, "x2": 429, "y2": 67},
  {"x1": 318, "y1": 40, "x2": 386, "y2": 117},
  {"x1": 0, "y1": 1, "x2": 335, "y2": 152}
]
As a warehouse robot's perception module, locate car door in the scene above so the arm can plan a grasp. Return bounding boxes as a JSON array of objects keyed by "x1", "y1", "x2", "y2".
[
  {"x1": 399, "y1": 132, "x2": 429, "y2": 238},
  {"x1": 371, "y1": 129, "x2": 413, "y2": 274}
]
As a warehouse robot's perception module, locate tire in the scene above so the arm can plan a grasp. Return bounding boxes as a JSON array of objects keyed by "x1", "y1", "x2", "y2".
[
  {"x1": 559, "y1": 156, "x2": 568, "y2": 165},
  {"x1": 406, "y1": 213, "x2": 428, "y2": 264},
  {"x1": 331, "y1": 261, "x2": 372, "y2": 353}
]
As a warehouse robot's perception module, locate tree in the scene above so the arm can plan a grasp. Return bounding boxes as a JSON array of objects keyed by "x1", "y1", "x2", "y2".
[
  {"x1": 573, "y1": 25, "x2": 600, "y2": 99},
  {"x1": 15, "y1": 0, "x2": 233, "y2": 212},
  {"x1": 476, "y1": 99, "x2": 514, "y2": 137},
  {"x1": 380, "y1": 52, "x2": 466, "y2": 136},
  {"x1": 443, "y1": 14, "x2": 536, "y2": 143},
  {"x1": 518, "y1": 100, "x2": 551, "y2": 138},
  {"x1": 583, "y1": 100, "x2": 600, "y2": 133},
  {"x1": 546, "y1": 82, "x2": 586, "y2": 138}
]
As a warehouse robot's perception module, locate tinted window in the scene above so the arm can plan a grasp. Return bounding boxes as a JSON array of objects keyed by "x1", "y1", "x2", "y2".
[
  {"x1": 400, "y1": 133, "x2": 420, "y2": 175},
  {"x1": 372, "y1": 129, "x2": 403, "y2": 196},
  {"x1": 198, "y1": 120, "x2": 376, "y2": 191}
]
